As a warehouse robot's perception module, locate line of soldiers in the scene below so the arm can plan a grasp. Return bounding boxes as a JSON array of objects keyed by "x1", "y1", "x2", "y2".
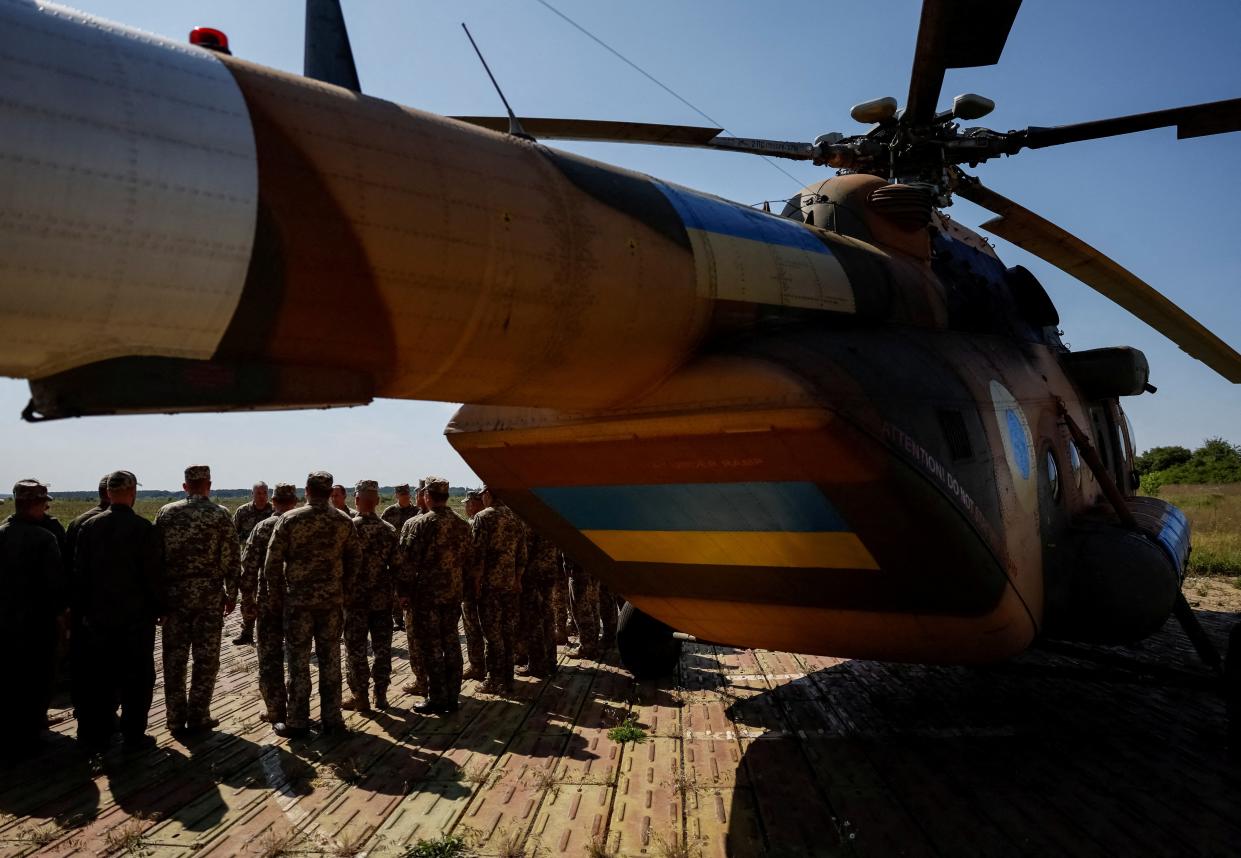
[{"x1": 0, "y1": 467, "x2": 619, "y2": 756}]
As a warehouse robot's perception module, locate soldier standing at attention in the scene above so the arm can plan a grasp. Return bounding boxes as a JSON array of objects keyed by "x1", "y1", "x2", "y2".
[
  {"x1": 239, "y1": 483, "x2": 299, "y2": 724},
  {"x1": 401, "y1": 477, "x2": 471, "y2": 714},
  {"x1": 0, "y1": 480, "x2": 64, "y2": 758},
  {"x1": 264, "y1": 471, "x2": 359, "y2": 738},
  {"x1": 342, "y1": 480, "x2": 397, "y2": 713},
  {"x1": 383, "y1": 483, "x2": 419, "y2": 632},
  {"x1": 155, "y1": 464, "x2": 239, "y2": 736},
  {"x1": 460, "y1": 490, "x2": 487, "y2": 681},
  {"x1": 231, "y1": 481, "x2": 272, "y2": 646},
  {"x1": 62, "y1": 475, "x2": 110, "y2": 713},
  {"x1": 565, "y1": 554, "x2": 601, "y2": 660},
  {"x1": 20, "y1": 478, "x2": 67, "y2": 554},
  {"x1": 471, "y1": 486, "x2": 527, "y2": 695},
  {"x1": 72, "y1": 471, "x2": 163, "y2": 753},
  {"x1": 519, "y1": 528, "x2": 559, "y2": 678},
  {"x1": 64, "y1": 476, "x2": 110, "y2": 576},
  {"x1": 330, "y1": 484, "x2": 355, "y2": 517}
]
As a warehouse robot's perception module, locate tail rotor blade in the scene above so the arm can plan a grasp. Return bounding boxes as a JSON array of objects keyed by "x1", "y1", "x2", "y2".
[
  {"x1": 305, "y1": 0, "x2": 361, "y2": 92},
  {"x1": 954, "y1": 172, "x2": 1241, "y2": 383}
]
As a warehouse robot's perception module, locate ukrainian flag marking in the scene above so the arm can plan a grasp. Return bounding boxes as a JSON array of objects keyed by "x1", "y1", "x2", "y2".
[
  {"x1": 653, "y1": 181, "x2": 855, "y2": 314},
  {"x1": 533, "y1": 482, "x2": 878, "y2": 571}
]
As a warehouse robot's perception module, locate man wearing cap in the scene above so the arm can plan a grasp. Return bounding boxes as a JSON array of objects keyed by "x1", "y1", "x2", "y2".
[
  {"x1": 383, "y1": 484, "x2": 419, "y2": 632},
  {"x1": 0, "y1": 480, "x2": 65, "y2": 756},
  {"x1": 231, "y1": 482, "x2": 273, "y2": 646},
  {"x1": 399, "y1": 477, "x2": 471, "y2": 713},
  {"x1": 155, "y1": 464, "x2": 240, "y2": 736},
  {"x1": 72, "y1": 471, "x2": 164, "y2": 752},
  {"x1": 263, "y1": 471, "x2": 360, "y2": 738},
  {"x1": 63, "y1": 476, "x2": 110, "y2": 577},
  {"x1": 239, "y1": 482, "x2": 300, "y2": 724},
  {"x1": 460, "y1": 490, "x2": 487, "y2": 681},
  {"x1": 471, "y1": 486, "x2": 528, "y2": 694},
  {"x1": 343, "y1": 480, "x2": 397, "y2": 712}
]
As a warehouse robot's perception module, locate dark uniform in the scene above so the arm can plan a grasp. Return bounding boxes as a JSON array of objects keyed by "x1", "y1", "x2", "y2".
[
  {"x1": 400, "y1": 478, "x2": 471, "y2": 711},
  {"x1": 0, "y1": 481, "x2": 64, "y2": 752},
  {"x1": 239, "y1": 483, "x2": 298, "y2": 723},
  {"x1": 72, "y1": 472, "x2": 163, "y2": 751},
  {"x1": 346, "y1": 482, "x2": 397, "y2": 709},
  {"x1": 471, "y1": 497, "x2": 527, "y2": 691},
  {"x1": 232, "y1": 497, "x2": 274, "y2": 644},
  {"x1": 382, "y1": 486, "x2": 420, "y2": 634},
  {"x1": 518, "y1": 529, "x2": 559, "y2": 677},
  {"x1": 155, "y1": 465, "x2": 240, "y2": 732},
  {"x1": 263, "y1": 471, "x2": 359, "y2": 734},
  {"x1": 62, "y1": 477, "x2": 109, "y2": 713}
]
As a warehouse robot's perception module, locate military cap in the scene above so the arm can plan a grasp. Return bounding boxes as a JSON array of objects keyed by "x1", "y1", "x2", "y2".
[
  {"x1": 105, "y1": 470, "x2": 138, "y2": 490},
  {"x1": 272, "y1": 482, "x2": 298, "y2": 501},
  {"x1": 12, "y1": 479, "x2": 50, "y2": 502},
  {"x1": 184, "y1": 464, "x2": 211, "y2": 481},
  {"x1": 306, "y1": 471, "x2": 334, "y2": 492},
  {"x1": 424, "y1": 476, "x2": 450, "y2": 494},
  {"x1": 355, "y1": 479, "x2": 380, "y2": 494},
  {"x1": 465, "y1": 489, "x2": 482, "y2": 501},
  {"x1": 394, "y1": 483, "x2": 411, "y2": 495}
]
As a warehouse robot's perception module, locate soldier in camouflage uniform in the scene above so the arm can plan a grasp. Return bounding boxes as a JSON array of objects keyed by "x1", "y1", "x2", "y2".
[
  {"x1": 239, "y1": 483, "x2": 299, "y2": 724},
  {"x1": 231, "y1": 482, "x2": 273, "y2": 645},
  {"x1": 155, "y1": 465, "x2": 239, "y2": 735},
  {"x1": 264, "y1": 471, "x2": 359, "y2": 738},
  {"x1": 383, "y1": 484, "x2": 419, "y2": 633},
  {"x1": 400, "y1": 477, "x2": 471, "y2": 713},
  {"x1": 0, "y1": 480, "x2": 65, "y2": 757},
  {"x1": 565, "y1": 554, "x2": 601, "y2": 659},
  {"x1": 330, "y1": 484, "x2": 355, "y2": 517},
  {"x1": 343, "y1": 480, "x2": 397, "y2": 712},
  {"x1": 471, "y1": 486, "x2": 527, "y2": 694},
  {"x1": 460, "y1": 490, "x2": 487, "y2": 680},
  {"x1": 518, "y1": 528, "x2": 559, "y2": 678},
  {"x1": 550, "y1": 561, "x2": 570, "y2": 645}
]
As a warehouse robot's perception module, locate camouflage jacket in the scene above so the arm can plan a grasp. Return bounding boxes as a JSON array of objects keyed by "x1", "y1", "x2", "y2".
[
  {"x1": 562, "y1": 553, "x2": 596, "y2": 588},
  {"x1": 0, "y1": 514, "x2": 64, "y2": 625},
  {"x1": 524, "y1": 529, "x2": 561, "y2": 591},
  {"x1": 233, "y1": 501, "x2": 274, "y2": 542},
  {"x1": 155, "y1": 495, "x2": 240, "y2": 611},
  {"x1": 471, "y1": 504, "x2": 528, "y2": 593},
  {"x1": 400, "y1": 508, "x2": 472, "y2": 605},
  {"x1": 240, "y1": 514, "x2": 282, "y2": 617},
  {"x1": 381, "y1": 503, "x2": 420, "y2": 531},
  {"x1": 349, "y1": 512, "x2": 397, "y2": 611},
  {"x1": 263, "y1": 500, "x2": 359, "y2": 611}
]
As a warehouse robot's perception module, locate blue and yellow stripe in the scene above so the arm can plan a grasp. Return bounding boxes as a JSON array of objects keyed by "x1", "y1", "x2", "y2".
[
  {"x1": 652, "y1": 182, "x2": 855, "y2": 314},
  {"x1": 533, "y1": 482, "x2": 878, "y2": 570}
]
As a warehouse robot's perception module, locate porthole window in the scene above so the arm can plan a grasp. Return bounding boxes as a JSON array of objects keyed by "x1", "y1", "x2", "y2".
[
  {"x1": 1068, "y1": 441, "x2": 1082, "y2": 487},
  {"x1": 1046, "y1": 451, "x2": 1060, "y2": 501}
]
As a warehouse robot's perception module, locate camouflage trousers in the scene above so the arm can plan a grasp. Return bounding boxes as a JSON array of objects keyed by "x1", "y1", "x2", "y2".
[
  {"x1": 480, "y1": 589, "x2": 520, "y2": 687},
  {"x1": 569, "y1": 577, "x2": 601, "y2": 657},
  {"x1": 462, "y1": 597, "x2": 485, "y2": 674},
  {"x1": 550, "y1": 574, "x2": 569, "y2": 643},
  {"x1": 517, "y1": 584, "x2": 556, "y2": 676},
  {"x1": 162, "y1": 607, "x2": 223, "y2": 728},
  {"x1": 285, "y1": 607, "x2": 343, "y2": 730},
  {"x1": 403, "y1": 608, "x2": 425, "y2": 685},
  {"x1": 412, "y1": 601, "x2": 463, "y2": 706},
  {"x1": 598, "y1": 583, "x2": 619, "y2": 651},
  {"x1": 255, "y1": 610, "x2": 285, "y2": 720},
  {"x1": 344, "y1": 608, "x2": 392, "y2": 700}
]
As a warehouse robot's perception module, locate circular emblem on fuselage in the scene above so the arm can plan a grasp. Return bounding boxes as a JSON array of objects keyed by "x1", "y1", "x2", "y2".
[{"x1": 989, "y1": 380, "x2": 1036, "y2": 511}]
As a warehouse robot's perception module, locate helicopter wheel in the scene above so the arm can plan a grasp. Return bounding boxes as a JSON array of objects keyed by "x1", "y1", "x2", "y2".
[
  {"x1": 1227, "y1": 622, "x2": 1241, "y2": 764},
  {"x1": 617, "y1": 602, "x2": 682, "y2": 680}
]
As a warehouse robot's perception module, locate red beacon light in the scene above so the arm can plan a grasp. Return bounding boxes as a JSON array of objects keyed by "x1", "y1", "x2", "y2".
[{"x1": 189, "y1": 27, "x2": 231, "y2": 55}]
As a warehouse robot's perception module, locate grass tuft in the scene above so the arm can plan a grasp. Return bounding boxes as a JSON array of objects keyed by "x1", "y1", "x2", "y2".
[
  {"x1": 607, "y1": 714, "x2": 647, "y2": 744},
  {"x1": 404, "y1": 833, "x2": 471, "y2": 858},
  {"x1": 103, "y1": 820, "x2": 150, "y2": 856}
]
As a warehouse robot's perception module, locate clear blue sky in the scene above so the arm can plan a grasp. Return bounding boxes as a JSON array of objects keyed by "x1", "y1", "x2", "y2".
[{"x1": 2, "y1": 0, "x2": 1238, "y2": 491}]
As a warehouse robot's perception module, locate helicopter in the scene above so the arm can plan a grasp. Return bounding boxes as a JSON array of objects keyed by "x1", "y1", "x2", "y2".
[{"x1": 0, "y1": 0, "x2": 1239, "y2": 702}]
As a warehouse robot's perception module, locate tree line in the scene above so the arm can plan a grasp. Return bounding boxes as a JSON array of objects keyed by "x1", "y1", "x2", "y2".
[{"x1": 1134, "y1": 437, "x2": 1241, "y2": 494}]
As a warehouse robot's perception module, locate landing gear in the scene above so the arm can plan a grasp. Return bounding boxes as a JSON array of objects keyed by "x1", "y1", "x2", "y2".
[{"x1": 617, "y1": 602, "x2": 682, "y2": 680}]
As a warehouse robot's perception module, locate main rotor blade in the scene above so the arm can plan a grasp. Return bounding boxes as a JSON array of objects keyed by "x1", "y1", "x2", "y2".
[
  {"x1": 905, "y1": 0, "x2": 1022, "y2": 124},
  {"x1": 305, "y1": 0, "x2": 361, "y2": 92},
  {"x1": 1016, "y1": 97, "x2": 1241, "y2": 150},
  {"x1": 449, "y1": 116, "x2": 817, "y2": 159},
  {"x1": 954, "y1": 173, "x2": 1241, "y2": 383}
]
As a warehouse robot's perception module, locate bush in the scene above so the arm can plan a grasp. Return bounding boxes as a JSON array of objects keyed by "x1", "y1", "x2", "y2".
[{"x1": 1136, "y1": 437, "x2": 1241, "y2": 490}]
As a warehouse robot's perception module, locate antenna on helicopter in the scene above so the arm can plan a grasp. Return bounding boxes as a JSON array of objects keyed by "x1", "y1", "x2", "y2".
[{"x1": 461, "y1": 23, "x2": 533, "y2": 141}]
